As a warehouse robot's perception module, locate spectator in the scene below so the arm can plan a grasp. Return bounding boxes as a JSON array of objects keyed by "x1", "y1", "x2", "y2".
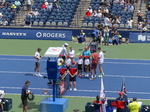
[
  {"x1": 54, "y1": 0, "x2": 60, "y2": 10},
  {"x1": 24, "y1": 19, "x2": 31, "y2": 27},
  {"x1": 98, "y1": 33, "x2": 104, "y2": 45},
  {"x1": 103, "y1": 26, "x2": 110, "y2": 45},
  {"x1": 137, "y1": 22, "x2": 142, "y2": 30},
  {"x1": 92, "y1": 10, "x2": 97, "y2": 17},
  {"x1": 68, "y1": 46, "x2": 75, "y2": 62},
  {"x1": 147, "y1": 5, "x2": 150, "y2": 11},
  {"x1": 47, "y1": 2, "x2": 53, "y2": 11},
  {"x1": 105, "y1": 0, "x2": 110, "y2": 6},
  {"x1": 103, "y1": 7, "x2": 109, "y2": 16},
  {"x1": 41, "y1": 2, "x2": 47, "y2": 9},
  {"x1": 0, "y1": 13, "x2": 3, "y2": 20},
  {"x1": 25, "y1": 0, "x2": 33, "y2": 11},
  {"x1": 129, "y1": 4, "x2": 134, "y2": 12},
  {"x1": 128, "y1": 97, "x2": 141, "y2": 112},
  {"x1": 146, "y1": 17, "x2": 150, "y2": 25},
  {"x1": 141, "y1": 24, "x2": 147, "y2": 33},
  {"x1": 137, "y1": 11, "x2": 143, "y2": 23},
  {"x1": 33, "y1": 9, "x2": 40, "y2": 16},
  {"x1": 104, "y1": 14, "x2": 111, "y2": 26},
  {"x1": 97, "y1": 10, "x2": 102, "y2": 18},
  {"x1": 11, "y1": 4, "x2": 17, "y2": 14},
  {"x1": 89, "y1": 6, "x2": 93, "y2": 13},
  {"x1": 2, "y1": 18, "x2": 8, "y2": 26},
  {"x1": 97, "y1": 23, "x2": 103, "y2": 34},
  {"x1": 14, "y1": 0, "x2": 21, "y2": 11},
  {"x1": 85, "y1": 9, "x2": 91, "y2": 17},
  {"x1": 111, "y1": 26, "x2": 118, "y2": 37},
  {"x1": 91, "y1": 28, "x2": 99, "y2": 42},
  {"x1": 126, "y1": 18, "x2": 133, "y2": 29},
  {"x1": 116, "y1": 16, "x2": 121, "y2": 24},
  {"x1": 27, "y1": 11, "x2": 34, "y2": 17}
]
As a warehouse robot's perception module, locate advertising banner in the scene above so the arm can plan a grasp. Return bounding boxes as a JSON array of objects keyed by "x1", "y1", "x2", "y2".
[
  {"x1": 129, "y1": 33, "x2": 150, "y2": 43},
  {"x1": 0, "y1": 29, "x2": 72, "y2": 41}
]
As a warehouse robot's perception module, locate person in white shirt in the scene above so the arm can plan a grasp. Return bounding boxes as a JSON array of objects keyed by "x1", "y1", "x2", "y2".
[
  {"x1": 126, "y1": 18, "x2": 133, "y2": 29},
  {"x1": 104, "y1": 14, "x2": 111, "y2": 26},
  {"x1": 33, "y1": 48, "x2": 44, "y2": 77},
  {"x1": 97, "y1": 10, "x2": 102, "y2": 18},
  {"x1": 92, "y1": 10, "x2": 97, "y2": 17},
  {"x1": 84, "y1": 55, "x2": 90, "y2": 77},
  {"x1": 65, "y1": 55, "x2": 71, "y2": 69},
  {"x1": 26, "y1": 0, "x2": 33, "y2": 11},
  {"x1": 77, "y1": 55, "x2": 83, "y2": 76},
  {"x1": 98, "y1": 47, "x2": 104, "y2": 77},
  {"x1": 33, "y1": 9, "x2": 40, "y2": 16},
  {"x1": 2, "y1": 18, "x2": 8, "y2": 26},
  {"x1": 68, "y1": 46, "x2": 75, "y2": 62},
  {"x1": 89, "y1": 6, "x2": 93, "y2": 13},
  {"x1": 61, "y1": 43, "x2": 68, "y2": 61}
]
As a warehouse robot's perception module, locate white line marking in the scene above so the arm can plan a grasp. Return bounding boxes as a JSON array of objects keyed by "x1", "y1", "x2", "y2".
[
  {"x1": 105, "y1": 62, "x2": 150, "y2": 65},
  {"x1": 1, "y1": 86, "x2": 150, "y2": 95},
  {"x1": 0, "y1": 71, "x2": 150, "y2": 79},
  {"x1": 4, "y1": 93, "x2": 150, "y2": 100}
]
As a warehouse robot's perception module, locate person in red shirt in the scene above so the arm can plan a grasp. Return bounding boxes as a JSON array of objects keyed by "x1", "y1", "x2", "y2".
[
  {"x1": 93, "y1": 95, "x2": 102, "y2": 112},
  {"x1": 41, "y1": 2, "x2": 47, "y2": 9},
  {"x1": 85, "y1": 9, "x2": 91, "y2": 17},
  {"x1": 68, "y1": 61, "x2": 78, "y2": 91},
  {"x1": 90, "y1": 49, "x2": 99, "y2": 80},
  {"x1": 116, "y1": 92, "x2": 126, "y2": 112}
]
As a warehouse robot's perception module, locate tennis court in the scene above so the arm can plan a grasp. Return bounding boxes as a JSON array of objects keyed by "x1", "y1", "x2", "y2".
[{"x1": 0, "y1": 39, "x2": 150, "y2": 112}]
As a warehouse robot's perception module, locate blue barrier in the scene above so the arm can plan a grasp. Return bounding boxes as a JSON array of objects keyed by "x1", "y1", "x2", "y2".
[
  {"x1": 129, "y1": 33, "x2": 150, "y2": 43},
  {"x1": 0, "y1": 29, "x2": 72, "y2": 41}
]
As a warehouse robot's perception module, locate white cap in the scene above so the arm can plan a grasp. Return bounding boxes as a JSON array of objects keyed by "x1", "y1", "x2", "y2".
[
  {"x1": 87, "y1": 9, "x2": 89, "y2": 11},
  {"x1": 0, "y1": 13, "x2": 2, "y2": 16},
  {"x1": 64, "y1": 43, "x2": 68, "y2": 46},
  {"x1": 138, "y1": 10, "x2": 141, "y2": 13},
  {"x1": 45, "y1": 2, "x2": 48, "y2": 5}
]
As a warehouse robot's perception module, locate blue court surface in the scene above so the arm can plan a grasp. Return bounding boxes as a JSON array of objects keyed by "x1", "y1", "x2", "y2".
[{"x1": 0, "y1": 55, "x2": 150, "y2": 99}]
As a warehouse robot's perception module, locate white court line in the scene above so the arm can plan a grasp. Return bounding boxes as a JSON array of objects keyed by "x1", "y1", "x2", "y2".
[
  {"x1": 0, "y1": 70, "x2": 150, "y2": 78},
  {"x1": 1, "y1": 86, "x2": 150, "y2": 95},
  {"x1": 0, "y1": 58, "x2": 150, "y2": 65},
  {"x1": 4, "y1": 93, "x2": 150, "y2": 100},
  {"x1": 1, "y1": 55, "x2": 150, "y2": 61}
]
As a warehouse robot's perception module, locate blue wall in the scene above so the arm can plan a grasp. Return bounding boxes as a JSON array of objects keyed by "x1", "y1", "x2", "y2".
[{"x1": 0, "y1": 27, "x2": 143, "y2": 40}]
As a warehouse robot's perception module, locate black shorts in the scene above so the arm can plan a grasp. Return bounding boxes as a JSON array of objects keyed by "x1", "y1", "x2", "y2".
[
  {"x1": 35, "y1": 62, "x2": 40, "y2": 67},
  {"x1": 69, "y1": 75, "x2": 76, "y2": 81},
  {"x1": 21, "y1": 95, "x2": 28, "y2": 106},
  {"x1": 78, "y1": 64, "x2": 82, "y2": 70}
]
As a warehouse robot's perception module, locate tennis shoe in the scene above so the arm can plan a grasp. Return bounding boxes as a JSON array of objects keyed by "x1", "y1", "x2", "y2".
[
  {"x1": 69, "y1": 88, "x2": 72, "y2": 91},
  {"x1": 33, "y1": 73, "x2": 38, "y2": 76},
  {"x1": 74, "y1": 88, "x2": 77, "y2": 91},
  {"x1": 102, "y1": 73, "x2": 105, "y2": 76},
  {"x1": 98, "y1": 75, "x2": 102, "y2": 77},
  {"x1": 37, "y1": 74, "x2": 43, "y2": 77}
]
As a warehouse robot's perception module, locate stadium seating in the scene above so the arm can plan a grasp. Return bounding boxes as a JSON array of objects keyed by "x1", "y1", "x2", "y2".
[
  {"x1": 23, "y1": 0, "x2": 80, "y2": 27},
  {"x1": 82, "y1": 1, "x2": 134, "y2": 28}
]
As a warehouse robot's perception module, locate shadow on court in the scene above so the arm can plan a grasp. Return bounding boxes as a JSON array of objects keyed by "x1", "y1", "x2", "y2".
[{"x1": 18, "y1": 102, "x2": 40, "y2": 111}]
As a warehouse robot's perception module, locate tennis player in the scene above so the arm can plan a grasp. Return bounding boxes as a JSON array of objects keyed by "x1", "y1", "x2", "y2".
[
  {"x1": 21, "y1": 81, "x2": 31, "y2": 112},
  {"x1": 33, "y1": 48, "x2": 44, "y2": 77},
  {"x1": 97, "y1": 47, "x2": 104, "y2": 77}
]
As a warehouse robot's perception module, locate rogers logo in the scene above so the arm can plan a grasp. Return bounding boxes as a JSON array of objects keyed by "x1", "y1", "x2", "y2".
[{"x1": 36, "y1": 32, "x2": 42, "y2": 38}]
